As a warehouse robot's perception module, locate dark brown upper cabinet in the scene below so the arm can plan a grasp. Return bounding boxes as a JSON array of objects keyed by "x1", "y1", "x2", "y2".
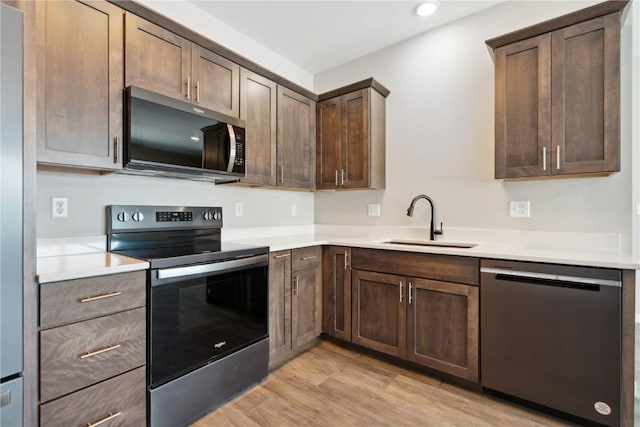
[
  {"x1": 487, "y1": 1, "x2": 628, "y2": 180},
  {"x1": 240, "y1": 68, "x2": 278, "y2": 186},
  {"x1": 36, "y1": 0, "x2": 124, "y2": 170},
  {"x1": 316, "y1": 79, "x2": 389, "y2": 190},
  {"x1": 125, "y1": 14, "x2": 239, "y2": 117},
  {"x1": 277, "y1": 86, "x2": 316, "y2": 190}
]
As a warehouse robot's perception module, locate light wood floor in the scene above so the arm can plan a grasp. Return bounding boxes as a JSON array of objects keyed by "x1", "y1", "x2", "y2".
[{"x1": 192, "y1": 341, "x2": 573, "y2": 427}]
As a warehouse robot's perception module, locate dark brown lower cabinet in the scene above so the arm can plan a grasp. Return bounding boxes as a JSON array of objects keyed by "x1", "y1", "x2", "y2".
[
  {"x1": 322, "y1": 246, "x2": 352, "y2": 341},
  {"x1": 406, "y1": 278, "x2": 479, "y2": 382},
  {"x1": 269, "y1": 247, "x2": 322, "y2": 367},
  {"x1": 351, "y1": 270, "x2": 406, "y2": 358},
  {"x1": 341, "y1": 248, "x2": 480, "y2": 383}
]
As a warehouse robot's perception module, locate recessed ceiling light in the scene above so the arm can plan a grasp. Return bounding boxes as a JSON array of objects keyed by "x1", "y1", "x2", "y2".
[
  {"x1": 416, "y1": 1, "x2": 439, "y2": 17},
  {"x1": 190, "y1": 136, "x2": 200, "y2": 142}
]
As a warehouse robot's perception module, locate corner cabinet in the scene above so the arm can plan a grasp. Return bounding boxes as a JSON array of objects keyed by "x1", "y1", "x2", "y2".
[
  {"x1": 269, "y1": 247, "x2": 322, "y2": 367},
  {"x1": 125, "y1": 14, "x2": 239, "y2": 117},
  {"x1": 316, "y1": 79, "x2": 389, "y2": 190},
  {"x1": 487, "y1": 2, "x2": 627, "y2": 179},
  {"x1": 322, "y1": 246, "x2": 352, "y2": 341},
  {"x1": 277, "y1": 87, "x2": 316, "y2": 189},
  {"x1": 35, "y1": 0, "x2": 123, "y2": 170},
  {"x1": 349, "y1": 248, "x2": 479, "y2": 383}
]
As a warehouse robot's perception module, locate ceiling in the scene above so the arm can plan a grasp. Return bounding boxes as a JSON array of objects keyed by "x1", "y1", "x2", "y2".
[{"x1": 188, "y1": 1, "x2": 504, "y2": 75}]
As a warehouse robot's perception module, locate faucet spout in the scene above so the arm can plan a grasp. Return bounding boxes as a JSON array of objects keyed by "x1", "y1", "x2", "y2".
[{"x1": 406, "y1": 194, "x2": 443, "y2": 241}]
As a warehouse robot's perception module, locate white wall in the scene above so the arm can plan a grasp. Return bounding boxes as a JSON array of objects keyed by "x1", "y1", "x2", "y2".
[
  {"x1": 136, "y1": 0, "x2": 313, "y2": 90},
  {"x1": 314, "y1": 1, "x2": 634, "y2": 254},
  {"x1": 37, "y1": 170, "x2": 314, "y2": 237}
]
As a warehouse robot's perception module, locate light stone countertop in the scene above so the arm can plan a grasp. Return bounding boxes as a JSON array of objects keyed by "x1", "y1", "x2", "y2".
[
  {"x1": 37, "y1": 236, "x2": 149, "y2": 284},
  {"x1": 36, "y1": 226, "x2": 640, "y2": 283}
]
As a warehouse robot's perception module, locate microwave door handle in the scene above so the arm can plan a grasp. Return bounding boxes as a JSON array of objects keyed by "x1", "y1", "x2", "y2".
[{"x1": 227, "y1": 124, "x2": 237, "y2": 173}]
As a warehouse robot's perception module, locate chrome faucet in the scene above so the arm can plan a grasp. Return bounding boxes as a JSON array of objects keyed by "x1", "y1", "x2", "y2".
[{"x1": 407, "y1": 194, "x2": 443, "y2": 241}]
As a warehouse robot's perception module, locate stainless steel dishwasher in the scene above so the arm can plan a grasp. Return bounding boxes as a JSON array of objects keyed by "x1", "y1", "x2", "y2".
[{"x1": 480, "y1": 259, "x2": 621, "y2": 426}]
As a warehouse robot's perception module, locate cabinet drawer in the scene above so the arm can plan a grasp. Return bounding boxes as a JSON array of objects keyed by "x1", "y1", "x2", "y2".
[
  {"x1": 40, "y1": 308, "x2": 146, "y2": 402},
  {"x1": 40, "y1": 367, "x2": 146, "y2": 427},
  {"x1": 292, "y1": 246, "x2": 321, "y2": 271},
  {"x1": 352, "y1": 248, "x2": 479, "y2": 285},
  {"x1": 40, "y1": 271, "x2": 146, "y2": 329}
]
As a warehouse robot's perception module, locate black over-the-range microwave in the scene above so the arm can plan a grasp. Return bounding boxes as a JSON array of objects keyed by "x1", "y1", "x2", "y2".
[{"x1": 122, "y1": 86, "x2": 246, "y2": 183}]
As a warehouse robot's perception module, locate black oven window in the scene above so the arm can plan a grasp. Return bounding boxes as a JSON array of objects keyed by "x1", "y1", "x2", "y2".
[{"x1": 150, "y1": 265, "x2": 268, "y2": 388}]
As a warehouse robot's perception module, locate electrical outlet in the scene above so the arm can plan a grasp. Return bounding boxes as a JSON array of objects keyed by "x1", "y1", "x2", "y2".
[
  {"x1": 235, "y1": 202, "x2": 243, "y2": 217},
  {"x1": 509, "y1": 201, "x2": 530, "y2": 218},
  {"x1": 52, "y1": 197, "x2": 68, "y2": 218},
  {"x1": 291, "y1": 204, "x2": 298, "y2": 216},
  {"x1": 367, "y1": 204, "x2": 381, "y2": 217}
]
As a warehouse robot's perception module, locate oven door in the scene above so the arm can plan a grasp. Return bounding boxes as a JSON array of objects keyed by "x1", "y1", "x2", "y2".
[{"x1": 149, "y1": 254, "x2": 268, "y2": 389}]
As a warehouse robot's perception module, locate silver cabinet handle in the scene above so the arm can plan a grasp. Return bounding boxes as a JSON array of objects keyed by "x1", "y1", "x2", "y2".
[
  {"x1": 293, "y1": 276, "x2": 299, "y2": 296},
  {"x1": 185, "y1": 77, "x2": 191, "y2": 100},
  {"x1": 301, "y1": 256, "x2": 316, "y2": 261},
  {"x1": 410, "y1": 282, "x2": 414, "y2": 304},
  {"x1": 80, "y1": 343, "x2": 121, "y2": 360},
  {"x1": 556, "y1": 145, "x2": 561, "y2": 170},
  {"x1": 542, "y1": 146, "x2": 547, "y2": 171},
  {"x1": 79, "y1": 291, "x2": 121, "y2": 303},
  {"x1": 344, "y1": 251, "x2": 350, "y2": 270},
  {"x1": 113, "y1": 136, "x2": 118, "y2": 164},
  {"x1": 335, "y1": 170, "x2": 338, "y2": 187},
  {"x1": 87, "y1": 412, "x2": 122, "y2": 427},
  {"x1": 341, "y1": 169, "x2": 345, "y2": 186},
  {"x1": 195, "y1": 80, "x2": 200, "y2": 103},
  {"x1": 399, "y1": 281, "x2": 404, "y2": 303},
  {"x1": 280, "y1": 166, "x2": 284, "y2": 183}
]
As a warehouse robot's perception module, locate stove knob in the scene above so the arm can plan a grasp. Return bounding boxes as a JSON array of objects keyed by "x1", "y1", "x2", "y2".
[
  {"x1": 213, "y1": 211, "x2": 222, "y2": 221},
  {"x1": 203, "y1": 211, "x2": 213, "y2": 221},
  {"x1": 132, "y1": 212, "x2": 144, "y2": 222},
  {"x1": 117, "y1": 211, "x2": 129, "y2": 222}
]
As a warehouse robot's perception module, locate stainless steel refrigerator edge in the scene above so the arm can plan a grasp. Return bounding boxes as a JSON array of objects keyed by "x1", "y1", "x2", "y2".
[{"x1": 0, "y1": 3, "x2": 24, "y2": 426}]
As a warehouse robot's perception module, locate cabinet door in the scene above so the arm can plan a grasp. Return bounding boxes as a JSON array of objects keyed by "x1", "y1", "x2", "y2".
[
  {"x1": 551, "y1": 13, "x2": 620, "y2": 175},
  {"x1": 494, "y1": 34, "x2": 551, "y2": 179},
  {"x1": 192, "y1": 46, "x2": 239, "y2": 117},
  {"x1": 291, "y1": 262, "x2": 322, "y2": 350},
  {"x1": 277, "y1": 86, "x2": 316, "y2": 189},
  {"x1": 406, "y1": 278, "x2": 479, "y2": 382},
  {"x1": 351, "y1": 270, "x2": 406, "y2": 358},
  {"x1": 240, "y1": 69, "x2": 277, "y2": 185},
  {"x1": 342, "y1": 89, "x2": 370, "y2": 188},
  {"x1": 36, "y1": 0, "x2": 123, "y2": 169},
  {"x1": 316, "y1": 96, "x2": 342, "y2": 189},
  {"x1": 125, "y1": 14, "x2": 191, "y2": 101},
  {"x1": 268, "y1": 251, "x2": 291, "y2": 365},
  {"x1": 322, "y1": 247, "x2": 352, "y2": 341}
]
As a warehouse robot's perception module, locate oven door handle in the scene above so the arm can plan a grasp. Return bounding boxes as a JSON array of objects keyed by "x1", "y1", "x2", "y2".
[{"x1": 156, "y1": 254, "x2": 268, "y2": 280}]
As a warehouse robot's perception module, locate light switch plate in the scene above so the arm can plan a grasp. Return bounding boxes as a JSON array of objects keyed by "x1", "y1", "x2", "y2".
[
  {"x1": 509, "y1": 201, "x2": 530, "y2": 218},
  {"x1": 235, "y1": 202, "x2": 243, "y2": 217},
  {"x1": 367, "y1": 204, "x2": 381, "y2": 217},
  {"x1": 291, "y1": 204, "x2": 298, "y2": 216}
]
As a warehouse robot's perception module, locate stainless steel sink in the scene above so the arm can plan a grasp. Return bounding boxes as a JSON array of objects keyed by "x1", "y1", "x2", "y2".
[{"x1": 379, "y1": 239, "x2": 477, "y2": 249}]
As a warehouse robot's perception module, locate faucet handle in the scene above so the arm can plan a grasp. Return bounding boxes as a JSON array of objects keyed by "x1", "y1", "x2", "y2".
[{"x1": 434, "y1": 222, "x2": 443, "y2": 235}]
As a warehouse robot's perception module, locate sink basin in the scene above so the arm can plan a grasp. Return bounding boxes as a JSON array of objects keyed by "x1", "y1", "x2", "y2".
[{"x1": 379, "y1": 239, "x2": 477, "y2": 249}]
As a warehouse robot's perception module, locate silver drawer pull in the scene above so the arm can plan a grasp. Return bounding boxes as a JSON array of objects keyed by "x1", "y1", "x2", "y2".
[
  {"x1": 79, "y1": 291, "x2": 122, "y2": 303},
  {"x1": 80, "y1": 343, "x2": 121, "y2": 360},
  {"x1": 87, "y1": 411, "x2": 122, "y2": 427},
  {"x1": 301, "y1": 256, "x2": 317, "y2": 261},
  {"x1": 274, "y1": 253, "x2": 290, "y2": 259}
]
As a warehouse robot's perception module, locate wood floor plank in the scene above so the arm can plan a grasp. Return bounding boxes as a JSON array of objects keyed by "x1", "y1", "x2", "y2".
[{"x1": 192, "y1": 340, "x2": 573, "y2": 427}]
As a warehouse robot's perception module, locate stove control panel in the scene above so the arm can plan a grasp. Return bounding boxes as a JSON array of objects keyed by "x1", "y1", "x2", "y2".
[{"x1": 108, "y1": 205, "x2": 223, "y2": 232}]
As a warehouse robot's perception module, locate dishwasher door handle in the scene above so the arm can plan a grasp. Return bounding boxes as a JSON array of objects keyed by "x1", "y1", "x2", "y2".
[{"x1": 481, "y1": 267, "x2": 621, "y2": 288}]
